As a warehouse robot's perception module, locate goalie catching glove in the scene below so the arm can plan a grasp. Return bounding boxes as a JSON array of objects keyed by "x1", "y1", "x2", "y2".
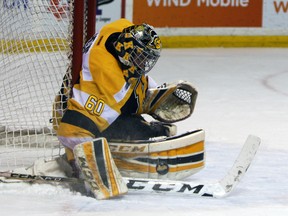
[{"x1": 142, "y1": 80, "x2": 198, "y2": 123}]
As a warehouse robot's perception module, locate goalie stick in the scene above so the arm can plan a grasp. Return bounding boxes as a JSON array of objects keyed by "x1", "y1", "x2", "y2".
[{"x1": 0, "y1": 135, "x2": 260, "y2": 198}]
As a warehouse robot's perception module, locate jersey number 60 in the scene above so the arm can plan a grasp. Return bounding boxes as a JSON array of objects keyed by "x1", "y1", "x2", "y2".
[{"x1": 85, "y1": 95, "x2": 105, "y2": 116}]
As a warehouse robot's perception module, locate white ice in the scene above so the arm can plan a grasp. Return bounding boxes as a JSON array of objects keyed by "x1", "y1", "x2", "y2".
[{"x1": 1, "y1": 48, "x2": 288, "y2": 216}]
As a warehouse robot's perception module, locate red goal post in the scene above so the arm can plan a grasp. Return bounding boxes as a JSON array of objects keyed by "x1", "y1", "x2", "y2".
[{"x1": 0, "y1": 0, "x2": 96, "y2": 171}]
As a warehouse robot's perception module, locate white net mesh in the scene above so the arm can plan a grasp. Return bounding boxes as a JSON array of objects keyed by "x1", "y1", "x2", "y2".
[{"x1": 0, "y1": 0, "x2": 75, "y2": 171}]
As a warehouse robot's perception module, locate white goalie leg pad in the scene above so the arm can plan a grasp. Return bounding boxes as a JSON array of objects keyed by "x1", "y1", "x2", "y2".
[
  {"x1": 110, "y1": 129, "x2": 205, "y2": 180},
  {"x1": 73, "y1": 137, "x2": 128, "y2": 200}
]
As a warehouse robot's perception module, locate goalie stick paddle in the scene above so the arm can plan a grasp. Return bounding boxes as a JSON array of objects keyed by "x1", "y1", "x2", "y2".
[{"x1": 0, "y1": 135, "x2": 260, "y2": 198}]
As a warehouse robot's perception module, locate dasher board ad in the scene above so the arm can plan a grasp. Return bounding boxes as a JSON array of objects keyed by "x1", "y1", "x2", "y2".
[
  {"x1": 133, "y1": 0, "x2": 263, "y2": 27},
  {"x1": 264, "y1": 0, "x2": 288, "y2": 29},
  {"x1": 96, "y1": 0, "x2": 122, "y2": 32}
]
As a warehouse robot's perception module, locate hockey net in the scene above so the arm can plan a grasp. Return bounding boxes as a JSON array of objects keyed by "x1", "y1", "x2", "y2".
[{"x1": 0, "y1": 0, "x2": 96, "y2": 171}]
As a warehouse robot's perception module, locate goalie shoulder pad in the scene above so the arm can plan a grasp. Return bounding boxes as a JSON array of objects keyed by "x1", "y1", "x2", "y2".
[{"x1": 143, "y1": 80, "x2": 198, "y2": 123}]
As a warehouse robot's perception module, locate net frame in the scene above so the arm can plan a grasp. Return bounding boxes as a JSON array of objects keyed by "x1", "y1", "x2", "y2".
[{"x1": 0, "y1": 0, "x2": 96, "y2": 171}]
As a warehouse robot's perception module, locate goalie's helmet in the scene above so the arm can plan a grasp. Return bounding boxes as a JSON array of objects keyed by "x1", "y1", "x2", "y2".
[{"x1": 114, "y1": 23, "x2": 162, "y2": 78}]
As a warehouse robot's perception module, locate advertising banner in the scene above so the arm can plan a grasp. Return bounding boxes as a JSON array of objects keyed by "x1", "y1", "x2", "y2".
[
  {"x1": 264, "y1": 0, "x2": 288, "y2": 28},
  {"x1": 96, "y1": 0, "x2": 123, "y2": 32},
  {"x1": 132, "y1": 0, "x2": 263, "y2": 27}
]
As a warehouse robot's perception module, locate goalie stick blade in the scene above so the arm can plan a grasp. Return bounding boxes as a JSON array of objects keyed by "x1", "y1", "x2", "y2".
[
  {"x1": 215, "y1": 134, "x2": 261, "y2": 197},
  {"x1": 123, "y1": 134, "x2": 261, "y2": 198},
  {"x1": 0, "y1": 135, "x2": 261, "y2": 198}
]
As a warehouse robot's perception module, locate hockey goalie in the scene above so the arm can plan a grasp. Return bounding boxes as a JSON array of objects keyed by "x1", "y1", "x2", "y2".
[{"x1": 46, "y1": 19, "x2": 204, "y2": 200}]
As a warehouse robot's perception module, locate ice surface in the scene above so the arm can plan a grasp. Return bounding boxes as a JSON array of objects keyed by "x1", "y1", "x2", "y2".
[{"x1": 1, "y1": 48, "x2": 288, "y2": 215}]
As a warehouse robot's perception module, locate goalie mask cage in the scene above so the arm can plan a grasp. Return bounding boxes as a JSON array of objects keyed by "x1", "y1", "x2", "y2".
[{"x1": 0, "y1": 0, "x2": 96, "y2": 171}]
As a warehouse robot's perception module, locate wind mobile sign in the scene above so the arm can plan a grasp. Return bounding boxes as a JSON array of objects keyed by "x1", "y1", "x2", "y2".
[
  {"x1": 133, "y1": 0, "x2": 288, "y2": 28},
  {"x1": 133, "y1": 0, "x2": 262, "y2": 27}
]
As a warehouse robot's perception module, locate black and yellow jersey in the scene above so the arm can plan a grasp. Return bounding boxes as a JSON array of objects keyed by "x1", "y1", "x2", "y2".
[{"x1": 63, "y1": 19, "x2": 151, "y2": 134}]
